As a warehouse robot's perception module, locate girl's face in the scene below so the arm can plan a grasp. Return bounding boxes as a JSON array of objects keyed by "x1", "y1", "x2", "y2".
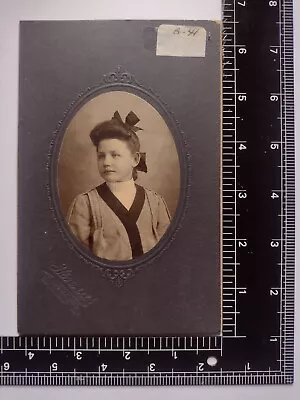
[{"x1": 97, "y1": 138, "x2": 140, "y2": 183}]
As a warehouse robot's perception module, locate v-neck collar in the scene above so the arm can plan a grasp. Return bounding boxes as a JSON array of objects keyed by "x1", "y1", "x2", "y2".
[
  {"x1": 95, "y1": 182, "x2": 146, "y2": 259},
  {"x1": 107, "y1": 181, "x2": 137, "y2": 213},
  {"x1": 99, "y1": 182, "x2": 144, "y2": 223}
]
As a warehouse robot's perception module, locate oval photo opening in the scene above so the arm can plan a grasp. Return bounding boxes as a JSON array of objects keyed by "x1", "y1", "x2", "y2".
[{"x1": 57, "y1": 90, "x2": 181, "y2": 262}]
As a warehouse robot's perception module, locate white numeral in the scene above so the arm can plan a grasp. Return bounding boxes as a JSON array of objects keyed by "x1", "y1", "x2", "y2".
[
  {"x1": 149, "y1": 363, "x2": 156, "y2": 372},
  {"x1": 270, "y1": 95, "x2": 279, "y2": 102},
  {"x1": 124, "y1": 351, "x2": 131, "y2": 360},
  {"x1": 271, "y1": 241, "x2": 279, "y2": 247},
  {"x1": 198, "y1": 363, "x2": 204, "y2": 371},
  {"x1": 3, "y1": 362, "x2": 10, "y2": 371},
  {"x1": 271, "y1": 192, "x2": 279, "y2": 199},
  {"x1": 51, "y1": 362, "x2": 58, "y2": 371},
  {"x1": 76, "y1": 352, "x2": 82, "y2": 360},
  {"x1": 270, "y1": 289, "x2": 279, "y2": 296},
  {"x1": 270, "y1": 143, "x2": 279, "y2": 150}
]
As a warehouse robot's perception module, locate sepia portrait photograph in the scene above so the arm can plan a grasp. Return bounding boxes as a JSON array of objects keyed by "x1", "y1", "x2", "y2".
[{"x1": 58, "y1": 91, "x2": 180, "y2": 262}]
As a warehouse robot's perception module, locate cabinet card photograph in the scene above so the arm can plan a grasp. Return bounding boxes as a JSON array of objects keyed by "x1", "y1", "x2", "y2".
[{"x1": 18, "y1": 20, "x2": 222, "y2": 336}]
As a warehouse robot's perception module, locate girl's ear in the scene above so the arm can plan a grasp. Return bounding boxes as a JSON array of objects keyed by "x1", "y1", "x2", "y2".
[{"x1": 133, "y1": 152, "x2": 141, "y2": 168}]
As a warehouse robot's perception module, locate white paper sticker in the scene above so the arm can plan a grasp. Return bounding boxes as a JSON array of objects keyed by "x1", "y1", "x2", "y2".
[{"x1": 156, "y1": 24, "x2": 207, "y2": 57}]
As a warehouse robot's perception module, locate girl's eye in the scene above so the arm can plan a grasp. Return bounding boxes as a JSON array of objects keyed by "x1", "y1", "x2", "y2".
[
  {"x1": 98, "y1": 153, "x2": 105, "y2": 159},
  {"x1": 112, "y1": 153, "x2": 120, "y2": 158}
]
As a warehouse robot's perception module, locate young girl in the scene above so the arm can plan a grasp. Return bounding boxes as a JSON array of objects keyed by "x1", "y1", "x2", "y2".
[{"x1": 67, "y1": 110, "x2": 171, "y2": 261}]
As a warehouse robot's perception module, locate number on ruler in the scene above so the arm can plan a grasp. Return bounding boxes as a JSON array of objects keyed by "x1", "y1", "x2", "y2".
[
  {"x1": 271, "y1": 241, "x2": 280, "y2": 247},
  {"x1": 270, "y1": 47, "x2": 278, "y2": 54},
  {"x1": 238, "y1": 94, "x2": 247, "y2": 101},
  {"x1": 270, "y1": 95, "x2": 279, "y2": 102},
  {"x1": 269, "y1": 0, "x2": 277, "y2": 6},
  {"x1": 271, "y1": 192, "x2": 279, "y2": 199},
  {"x1": 270, "y1": 289, "x2": 279, "y2": 296},
  {"x1": 238, "y1": 47, "x2": 247, "y2": 54},
  {"x1": 149, "y1": 363, "x2": 156, "y2": 372},
  {"x1": 239, "y1": 289, "x2": 247, "y2": 294},
  {"x1": 51, "y1": 362, "x2": 58, "y2": 371},
  {"x1": 270, "y1": 143, "x2": 280, "y2": 150},
  {"x1": 238, "y1": 1, "x2": 246, "y2": 5},
  {"x1": 238, "y1": 192, "x2": 247, "y2": 199},
  {"x1": 238, "y1": 240, "x2": 247, "y2": 247},
  {"x1": 75, "y1": 351, "x2": 82, "y2": 360},
  {"x1": 239, "y1": 143, "x2": 247, "y2": 150},
  {"x1": 124, "y1": 351, "x2": 131, "y2": 360},
  {"x1": 270, "y1": 337, "x2": 278, "y2": 342},
  {"x1": 198, "y1": 363, "x2": 204, "y2": 371},
  {"x1": 27, "y1": 351, "x2": 34, "y2": 360},
  {"x1": 3, "y1": 362, "x2": 10, "y2": 371},
  {"x1": 173, "y1": 351, "x2": 178, "y2": 359},
  {"x1": 101, "y1": 363, "x2": 107, "y2": 371},
  {"x1": 28, "y1": 352, "x2": 34, "y2": 360}
]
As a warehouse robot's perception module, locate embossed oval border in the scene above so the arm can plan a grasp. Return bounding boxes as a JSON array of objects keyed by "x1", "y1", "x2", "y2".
[{"x1": 47, "y1": 67, "x2": 192, "y2": 283}]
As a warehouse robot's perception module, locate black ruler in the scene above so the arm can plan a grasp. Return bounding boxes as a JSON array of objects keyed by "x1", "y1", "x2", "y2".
[{"x1": 0, "y1": 0, "x2": 295, "y2": 386}]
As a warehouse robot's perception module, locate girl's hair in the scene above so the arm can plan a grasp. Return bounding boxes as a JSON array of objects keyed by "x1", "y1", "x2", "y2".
[{"x1": 90, "y1": 119, "x2": 141, "y2": 180}]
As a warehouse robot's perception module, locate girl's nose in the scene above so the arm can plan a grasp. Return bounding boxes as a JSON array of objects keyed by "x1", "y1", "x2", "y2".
[{"x1": 103, "y1": 155, "x2": 112, "y2": 166}]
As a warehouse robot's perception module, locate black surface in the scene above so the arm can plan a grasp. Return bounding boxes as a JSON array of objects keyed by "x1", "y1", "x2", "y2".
[{"x1": 233, "y1": 0, "x2": 283, "y2": 371}]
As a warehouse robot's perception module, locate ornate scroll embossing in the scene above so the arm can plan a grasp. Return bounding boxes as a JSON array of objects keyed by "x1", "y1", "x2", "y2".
[
  {"x1": 95, "y1": 265, "x2": 141, "y2": 287},
  {"x1": 103, "y1": 66, "x2": 138, "y2": 85}
]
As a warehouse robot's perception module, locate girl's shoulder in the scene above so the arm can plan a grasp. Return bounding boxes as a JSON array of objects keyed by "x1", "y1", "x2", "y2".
[
  {"x1": 72, "y1": 187, "x2": 97, "y2": 200},
  {"x1": 70, "y1": 186, "x2": 102, "y2": 208},
  {"x1": 83, "y1": 187, "x2": 99, "y2": 196},
  {"x1": 142, "y1": 186, "x2": 162, "y2": 197},
  {"x1": 141, "y1": 185, "x2": 171, "y2": 218},
  {"x1": 67, "y1": 187, "x2": 103, "y2": 222},
  {"x1": 141, "y1": 185, "x2": 166, "y2": 204}
]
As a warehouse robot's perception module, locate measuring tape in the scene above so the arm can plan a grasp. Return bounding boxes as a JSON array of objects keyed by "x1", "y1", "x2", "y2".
[{"x1": 0, "y1": 0, "x2": 295, "y2": 386}]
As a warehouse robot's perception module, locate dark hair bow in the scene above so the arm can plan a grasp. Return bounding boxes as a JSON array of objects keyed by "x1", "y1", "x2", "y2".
[{"x1": 112, "y1": 110, "x2": 147, "y2": 173}]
